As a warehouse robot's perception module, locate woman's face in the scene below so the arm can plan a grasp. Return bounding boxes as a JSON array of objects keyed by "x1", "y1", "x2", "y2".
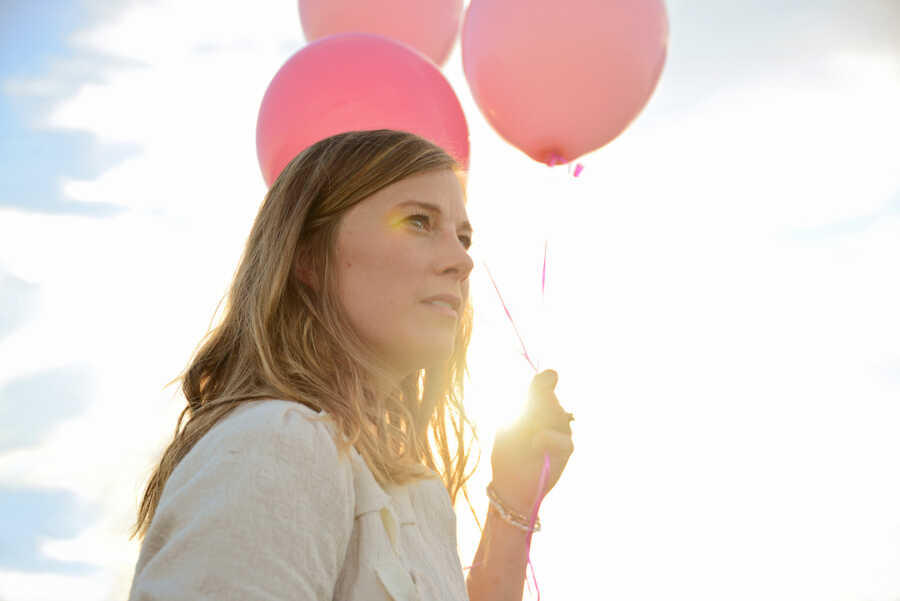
[{"x1": 334, "y1": 168, "x2": 474, "y2": 379}]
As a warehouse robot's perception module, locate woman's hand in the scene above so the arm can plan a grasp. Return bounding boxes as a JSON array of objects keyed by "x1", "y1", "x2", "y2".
[{"x1": 489, "y1": 369, "x2": 575, "y2": 514}]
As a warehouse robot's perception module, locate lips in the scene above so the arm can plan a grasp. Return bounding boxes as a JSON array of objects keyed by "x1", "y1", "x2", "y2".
[
  {"x1": 421, "y1": 294, "x2": 461, "y2": 311},
  {"x1": 422, "y1": 294, "x2": 462, "y2": 317}
]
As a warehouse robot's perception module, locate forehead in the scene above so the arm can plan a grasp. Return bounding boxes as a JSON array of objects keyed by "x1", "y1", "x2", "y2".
[{"x1": 365, "y1": 169, "x2": 468, "y2": 217}]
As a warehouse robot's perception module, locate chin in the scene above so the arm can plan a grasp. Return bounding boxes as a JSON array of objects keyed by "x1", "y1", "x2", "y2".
[{"x1": 407, "y1": 342, "x2": 455, "y2": 371}]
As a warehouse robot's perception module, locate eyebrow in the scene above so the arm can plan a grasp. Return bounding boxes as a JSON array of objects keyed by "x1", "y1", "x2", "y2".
[{"x1": 396, "y1": 200, "x2": 473, "y2": 234}]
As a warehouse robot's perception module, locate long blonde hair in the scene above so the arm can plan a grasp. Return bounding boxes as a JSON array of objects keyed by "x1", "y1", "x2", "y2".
[{"x1": 131, "y1": 129, "x2": 480, "y2": 541}]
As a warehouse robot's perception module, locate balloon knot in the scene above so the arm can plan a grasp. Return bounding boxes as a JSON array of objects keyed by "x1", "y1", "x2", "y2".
[{"x1": 546, "y1": 153, "x2": 566, "y2": 167}]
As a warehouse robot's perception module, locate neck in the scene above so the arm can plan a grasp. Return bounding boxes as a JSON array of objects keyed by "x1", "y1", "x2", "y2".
[{"x1": 369, "y1": 368, "x2": 408, "y2": 407}]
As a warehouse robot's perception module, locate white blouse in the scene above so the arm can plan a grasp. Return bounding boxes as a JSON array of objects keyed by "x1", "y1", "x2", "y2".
[{"x1": 127, "y1": 399, "x2": 471, "y2": 601}]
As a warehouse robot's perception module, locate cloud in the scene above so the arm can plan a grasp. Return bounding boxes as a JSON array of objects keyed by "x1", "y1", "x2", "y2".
[
  {"x1": 0, "y1": 365, "x2": 94, "y2": 453},
  {"x1": 599, "y1": 50, "x2": 900, "y2": 236},
  {"x1": 1, "y1": 0, "x2": 899, "y2": 599},
  {"x1": 655, "y1": 0, "x2": 900, "y2": 114},
  {"x1": 31, "y1": 1, "x2": 301, "y2": 219},
  {"x1": 0, "y1": 484, "x2": 101, "y2": 573},
  {"x1": 0, "y1": 273, "x2": 39, "y2": 340},
  {"x1": 0, "y1": 0, "x2": 150, "y2": 216},
  {"x1": 0, "y1": 122, "x2": 136, "y2": 216}
]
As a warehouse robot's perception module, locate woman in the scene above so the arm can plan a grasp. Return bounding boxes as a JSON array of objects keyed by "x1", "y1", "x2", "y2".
[{"x1": 127, "y1": 129, "x2": 574, "y2": 601}]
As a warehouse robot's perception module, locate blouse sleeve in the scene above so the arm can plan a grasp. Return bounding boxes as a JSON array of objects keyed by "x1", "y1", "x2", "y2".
[{"x1": 128, "y1": 401, "x2": 356, "y2": 601}]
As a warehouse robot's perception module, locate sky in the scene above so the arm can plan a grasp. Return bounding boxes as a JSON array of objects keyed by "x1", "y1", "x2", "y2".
[{"x1": 0, "y1": 0, "x2": 899, "y2": 600}]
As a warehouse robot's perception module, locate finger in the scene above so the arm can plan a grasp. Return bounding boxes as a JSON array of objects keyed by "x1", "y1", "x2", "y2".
[
  {"x1": 531, "y1": 369, "x2": 558, "y2": 391},
  {"x1": 528, "y1": 370, "x2": 559, "y2": 406}
]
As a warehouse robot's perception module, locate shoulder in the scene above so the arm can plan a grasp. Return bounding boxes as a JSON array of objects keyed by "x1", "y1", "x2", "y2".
[
  {"x1": 212, "y1": 399, "x2": 332, "y2": 444},
  {"x1": 173, "y1": 399, "x2": 352, "y2": 488},
  {"x1": 132, "y1": 400, "x2": 360, "y2": 599}
]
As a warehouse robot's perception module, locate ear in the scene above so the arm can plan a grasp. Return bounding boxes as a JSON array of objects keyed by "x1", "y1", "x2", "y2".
[{"x1": 293, "y1": 254, "x2": 316, "y2": 291}]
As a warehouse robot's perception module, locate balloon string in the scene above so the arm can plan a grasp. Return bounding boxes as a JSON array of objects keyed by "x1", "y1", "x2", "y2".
[
  {"x1": 472, "y1": 260, "x2": 552, "y2": 600},
  {"x1": 526, "y1": 452, "x2": 552, "y2": 600},
  {"x1": 547, "y1": 153, "x2": 584, "y2": 178},
  {"x1": 483, "y1": 261, "x2": 539, "y2": 372},
  {"x1": 537, "y1": 239, "x2": 548, "y2": 372},
  {"x1": 474, "y1": 159, "x2": 584, "y2": 598},
  {"x1": 541, "y1": 240, "x2": 548, "y2": 298},
  {"x1": 461, "y1": 416, "x2": 551, "y2": 599}
]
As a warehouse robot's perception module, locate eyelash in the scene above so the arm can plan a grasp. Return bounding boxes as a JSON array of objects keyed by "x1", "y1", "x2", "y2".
[{"x1": 407, "y1": 214, "x2": 472, "y2": 250}]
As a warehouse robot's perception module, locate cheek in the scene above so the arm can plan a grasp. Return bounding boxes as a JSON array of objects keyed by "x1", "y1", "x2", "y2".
[{"x1": 339, "y1": 243, "x2": 412, "y2": 327}]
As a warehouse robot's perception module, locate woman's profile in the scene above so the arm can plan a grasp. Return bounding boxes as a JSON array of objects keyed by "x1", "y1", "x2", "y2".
[{"x1": 127, "y1": 129, "x2": 574, "y2": 601}]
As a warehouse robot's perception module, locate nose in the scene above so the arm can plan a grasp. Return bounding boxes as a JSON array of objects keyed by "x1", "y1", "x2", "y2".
[{"x1": 438, "y1": 232, "x2": 474, "y2": 281}]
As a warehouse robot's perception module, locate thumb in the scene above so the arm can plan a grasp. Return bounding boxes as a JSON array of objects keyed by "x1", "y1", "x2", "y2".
[{"x1": 529, "y1": 369, "x2": 558, "y2": 402}]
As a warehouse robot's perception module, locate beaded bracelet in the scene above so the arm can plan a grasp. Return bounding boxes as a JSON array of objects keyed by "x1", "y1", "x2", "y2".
[{"x1": 486, "y1": 483, "x2": 541, "y2": 533}]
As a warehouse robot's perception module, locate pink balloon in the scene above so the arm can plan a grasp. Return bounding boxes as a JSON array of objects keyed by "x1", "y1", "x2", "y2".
[
  {"x1": 297, "y1": 0, "x2": 463, "y2": 67},
  {"x1": 256, "y1": 33, "x2": 470, "y2": 187},
  {"x1": 462, "y1": 0, "x2": 668, "y2": 165}
]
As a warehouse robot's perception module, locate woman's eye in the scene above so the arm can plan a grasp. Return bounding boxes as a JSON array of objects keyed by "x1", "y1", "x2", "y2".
[
  {"x1": 408, "y1": 214, "x2": 431, "y2": 230},
  {"x1": 407, "y1": 214, "x2": 471, "y2": 249}
]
